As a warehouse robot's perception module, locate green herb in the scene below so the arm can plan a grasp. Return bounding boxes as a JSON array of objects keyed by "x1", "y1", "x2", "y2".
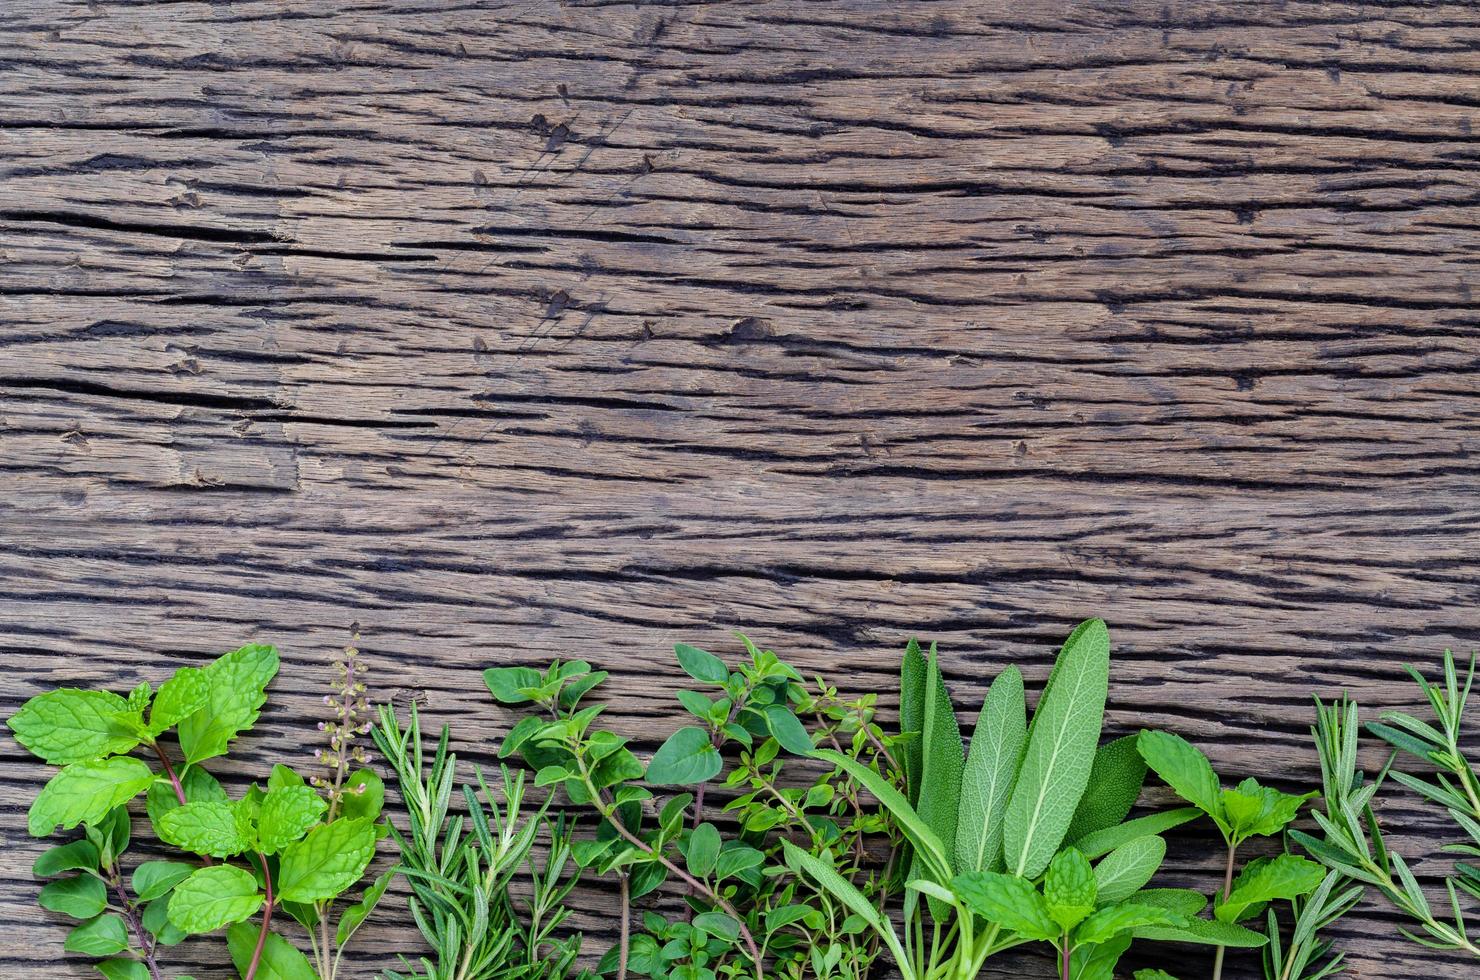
[
  {"x1": 489, "y1": 638, "x2": 905, "y2": 980},
  {"x1": 1294, "y1": 655, "x2": 1480, "y2": 959},
  {"x1": 792, "y1": 620, "x2": 1248, "y2": 980},
  {"x1": 9, "y1": 644, "x2": 277, "y2": 980},
  {"x1": 1137, "y1": 728, "x2": 1319, "y2": 980},
  {"x1": 372, "y1": 702, "x2": 588, "y2": 980}
]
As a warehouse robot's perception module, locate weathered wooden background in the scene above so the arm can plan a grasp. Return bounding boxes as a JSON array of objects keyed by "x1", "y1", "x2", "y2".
[{"x1": 2, "y1": 0, "x2": 1478, "y2": 977}]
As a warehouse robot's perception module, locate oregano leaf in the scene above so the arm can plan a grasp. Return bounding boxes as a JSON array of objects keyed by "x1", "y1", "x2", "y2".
[{"x1": 647, "y1": 726, "x2": 721, "y2": 785}]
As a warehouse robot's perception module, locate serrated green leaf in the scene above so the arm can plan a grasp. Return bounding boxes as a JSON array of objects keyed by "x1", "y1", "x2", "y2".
[
  {"x1": 266, "y1": 763, "x2": 306, "y2": 792},
  {"x1": 1134, "y1": 970, "x2": 1181, "y2": 980},
  {"x1": 1214, "y1": 854, "x2": 1326, "y2": 923},
  {"x1": 1003, "y1": 619, "x2": 1110, "y2": 878},
  {"x1": 65, "y1": 914, "x2": 129, "y2": 955},
  {"x1": 952, "y1": 871, "x2": 1059, "y2": 940},
  {"x1": 647, "y1": 726, "x2": 721, "y2": 785},
  {"x1": 29, "y1": 757, "x2": 155, "y2": 836},
  {"x1": 1065, "y1": 735, "x2": 1147, "y2": 843},
  {"x1": 40, "y1": 875, "x2": 108, "y2": 918},
  {"x1": 167, "y1": 865, "x2": 262, "y2": 934},
  {"x1": 1220, "y1": 778, "x2": 1314, "y2": 843},
  {"x1": 257, "y1": 786, "x2": 326, "y2": 854},
  {"x1": 146, "y1": 765, "x2": 227, "y2": 831},
  {"x1": 33, "y1": 839, "x2": 100, "y2": 877},
  {"x1": 675, "y1": 644, "x2": 729, "y2": 684},
  {"x1": 1074, "y1": 901, "x2": 1184, "y2": 945},
  {"x1": 1044, "y1": 848, "x2": 1097, "y2": 930},
  {"x1": 158, "y1": 801, "x2": 249, "y2": 858},
  {"x1": 132, "y1": 861, "x2": 196, "y2": 902},
  {"x1": 956, "y1": 665, "x2": 1026, "y2": 874},
  {"x1": 1093, "y1": 835, "x2": 1166, "y2": 905},
  {"x1": 276, "y1": 817, "x2": 375, "y2": 904},
  {"x1": 686, "y1": 822, "x2": 721, "y2": 878},
  {"x1": 147, "y1": 667, "x2": 209, "y2": 737},
  {"x1": 8, "y1": 689, "x2": 140, "y2": 765},
  {"x1": 227, "y1": 921, "x2": 317, "y2": 980},
  {"x1": 1137, "y1": 730, "x2": 1225, "y2": 834},
  {"x1": 177, "y1": 645, "x2": 279, "y2": 765}
]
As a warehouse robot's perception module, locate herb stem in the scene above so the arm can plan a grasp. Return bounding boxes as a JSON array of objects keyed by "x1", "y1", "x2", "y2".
[
  {"x1": 109, "y1": 865, "x2": 162, "y2": 980},
  {"x1": 617, "y1": 870, "x2": 631, "y2": 980},
  {"x1": 244, "y1": 852, "x2": 275, "y2": 980},
  {"x1": 1211, "y1": 841, "x2": 1238, "y2": 980},
  {"x1": 149, "y1": 740, "x2": 188, "y2": 807},
  {"x1": 1059, "y1": 937, "x2": 1070, "y2": 980}
]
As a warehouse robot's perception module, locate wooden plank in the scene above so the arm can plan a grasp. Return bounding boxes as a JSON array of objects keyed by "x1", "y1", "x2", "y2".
[{"x1": 1, "y1": 0, "x2": 1478, "y2": 976}]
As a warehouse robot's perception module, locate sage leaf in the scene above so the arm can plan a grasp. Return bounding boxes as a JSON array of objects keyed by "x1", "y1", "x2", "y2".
[
  {"x1": 1092, "y1": 835, "x2": 1166, "y2": 905},
  {"x1": 1003, "y1": 619, "x2": 1110, "y2": 878},
  {"x1": 956, "y1": 665, "x2": 1026, "y2": 874},
  {"x1": 813, "y1": 747, "x2": 952, "y2": 881},
  {"x1": 782, "y1": 840, "x2": 911, "y2": 970},
  {"x1": 1071, "y1": 807, "x2": 1201, "y2": 860},
  {"x1": 1065, "y1": 734, "x2": 1147, "y2": 842},
  {"x1": 1134, "y1": 916, "x2": 1268, "y2": 948},
  {"x1": 901, "y1": 638, "x2": 927, "y2": 806}
]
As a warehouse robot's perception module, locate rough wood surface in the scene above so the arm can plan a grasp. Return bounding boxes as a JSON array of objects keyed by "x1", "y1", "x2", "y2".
[{"x1": 2, "y1": 0, "x2": 1479, "y2": 976}]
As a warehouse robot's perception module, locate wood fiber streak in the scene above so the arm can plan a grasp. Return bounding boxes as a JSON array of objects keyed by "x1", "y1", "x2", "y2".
[{"x1": 1, "y1": 0, "x2": 1478, "y2": 976}]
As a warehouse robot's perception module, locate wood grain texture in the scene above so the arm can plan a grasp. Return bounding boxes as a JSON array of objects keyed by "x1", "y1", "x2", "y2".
[{"x1": 2, "y1": 0, "x2": 1478, "y2": 976}]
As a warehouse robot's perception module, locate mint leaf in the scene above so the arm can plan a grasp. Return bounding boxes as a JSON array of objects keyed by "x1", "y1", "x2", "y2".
[
  {"x1": 33, "y1": 839, "x2": 100, "y2": 877},
  {"x1": 8, "y1": 689, "x2": 140, "y2": 764},
  {"x1": 167, "y1": 865, "x2": 263, "y2": 934},
  {"x1": 952, "y1": 871, "x2": 1059, "y2": 941},
  {"x1": 227, "y1": 921, "x2": 317, "y2": 980},
  {"x1": 675, "y1": 643, "x2": 729, "y2": 684},
  {"x1": 146, "y1": 765, "x2": 227, "y2": 830},
  {"x1": 132, "y1": 861, "x2": 196, "y2": 902},
  {"x1": 39, "y1": 875, "x2": 107, "y2": 918},
  {"x1": 158, "y1": 801, "x2": 249, "y2": 858},
  {"x1": 957, "y1": 664, "x2": 1027, "y2": 874},
  {"x1": 1137, "y1": 730, "x2": 1225, "y2": 835},
  {"x1": 1221, "y1": 778, "x2": 1314, "y2": 843},
  {"x1": 257, "y1": 786, "x2": 327, "y2": 854},
  {"x1": 29, "y1": 757, "x2": 155, "y2": 836},
  {"x1": 1214, "y1": 854, "x2": 1325, "y2": 923},
  {"x1": 147, "y1": 667, "x2": 209, "y2": 737},
  {"x1": 65, "y1": 913, "x2": 129, "y2": 955},
  {"x1": 1092, "y1": 835, "x2": 1166, "y2": 905},
  {"x1": 1003, "y1": 619, "x2": 1110, "y2": 878},
  {"x1": 177, "y1": 644, "x2": 279, "y2": 765},
  {"x1": 1044, "y1": 848, "x2": 1097, "y2": 931},
  {"x1": 276, "y1": 817, "x2": 375, "y2": 904},
  {"x1": 647, "y1": 726, "x2": 720, "y2": 785}
]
